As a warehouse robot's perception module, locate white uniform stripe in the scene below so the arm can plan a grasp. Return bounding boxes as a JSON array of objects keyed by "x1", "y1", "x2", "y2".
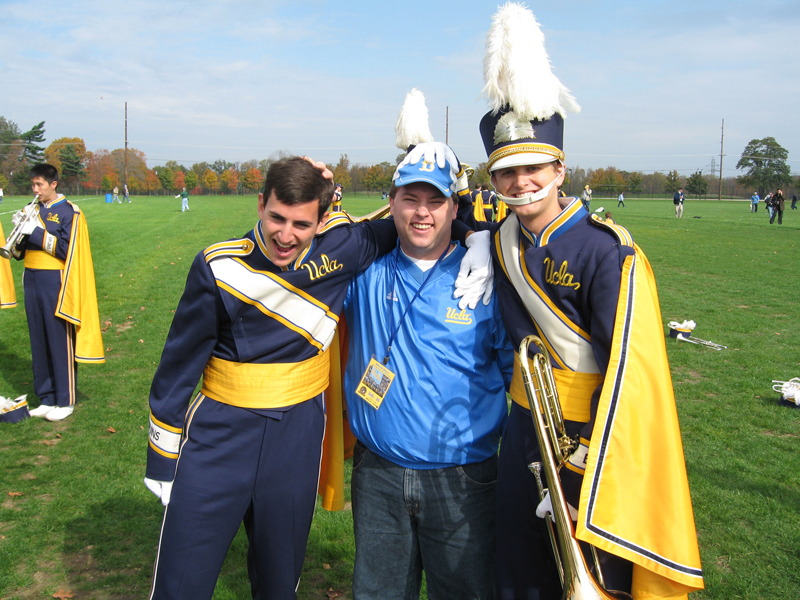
[
  {"x1": 500, "y1": 215, "x2": 600, "y2": 374},
  {"x1": 210, "y1": 257, "x2": 338, "y2": 351}
]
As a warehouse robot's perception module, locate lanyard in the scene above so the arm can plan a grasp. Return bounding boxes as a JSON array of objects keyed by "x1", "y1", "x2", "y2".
[{"x1": 383, "y1": 244, "x2": 451, "y2": 365}]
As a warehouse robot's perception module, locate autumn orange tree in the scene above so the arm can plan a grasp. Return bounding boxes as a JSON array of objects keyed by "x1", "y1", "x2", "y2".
[
  {"x1": 242, "y1": 167, "x2": 264, "y2": 193},
  {"x1": 333, "y1": 154, "x2": 352, "y2": 190},
  {"x1": 144, "y1": 169, "x2": 161, "y2": 195},
  {"x1": 221, "y1": 167, "x2": 239, "y2": 194},
  {"x1": 84, "y1": 149, "x2": 118, "y2": 193},
  {"x1": 44, "y1": 137, "x2": 88, "y2": 173},
  {"x1": 588, "y1": 167, "x2": 626, "y2": 197},
  {"x1": 361, "y1": 162, "x2": 393, "y2": 192},
  {"x1": 110, "y1": 148, "x2": 148, "y2": 193},
  {"x1": 202, "y1": 168, "x2": 218, "y2": 193}
]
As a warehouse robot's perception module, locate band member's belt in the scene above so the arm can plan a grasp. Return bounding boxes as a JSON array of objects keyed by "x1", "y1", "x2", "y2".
[
  {"x1": 24, "y1": 250, "x2": 65, "y2": 270},
  {"x1": 201, "y1": 348, "x2": 330, "y2": 408},
  {"x1": 510, "y1": 352, "x2": 602, "y2": 423}
]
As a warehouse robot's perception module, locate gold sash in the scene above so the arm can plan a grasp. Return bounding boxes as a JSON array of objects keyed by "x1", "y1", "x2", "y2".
[
  {"x1": 24, "y1": 250, "x2": 65, "y2": 270},
  {"x1": 201, "y1": 349, "x2": 331, "y2": 408}
]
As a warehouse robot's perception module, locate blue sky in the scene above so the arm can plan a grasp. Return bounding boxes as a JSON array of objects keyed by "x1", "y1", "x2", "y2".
[{"x1": 2, "y1": 0, "x2": 799, "y2": 176}]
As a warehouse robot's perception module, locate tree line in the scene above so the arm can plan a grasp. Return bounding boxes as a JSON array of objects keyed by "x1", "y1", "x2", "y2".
[{"x1": 1, "y1": 117, "x2": 793, "y2": 200}]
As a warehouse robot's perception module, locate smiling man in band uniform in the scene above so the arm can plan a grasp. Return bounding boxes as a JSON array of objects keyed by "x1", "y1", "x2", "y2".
[
  {"x1": 144, "y1": 156, "x2": 487, "y2": 600},
  {"x1": 455, "y1": 4, "x2": 704, "y2": 599},
  {"x1": 343, "y1": 144, "x2": 513, "y2": 600}
]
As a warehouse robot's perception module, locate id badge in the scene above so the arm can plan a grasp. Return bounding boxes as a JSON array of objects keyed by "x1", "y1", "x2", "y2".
[{"x1": 355, "y1": 357, "x2": 395, "y2": 410}]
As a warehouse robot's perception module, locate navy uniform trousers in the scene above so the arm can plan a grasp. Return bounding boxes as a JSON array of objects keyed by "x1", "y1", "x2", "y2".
[
  {"x1": 24, "y1": 268, "x2": 77, "y2": 408},
  {"x1": 150, "y1": 394, "x2": 325, "y2": 600}
]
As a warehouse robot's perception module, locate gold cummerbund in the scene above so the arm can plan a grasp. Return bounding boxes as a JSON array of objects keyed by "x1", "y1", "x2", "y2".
[
  {"x1": 509, "y1": 352, "x2": 602, "y2": 423},
  {"x1": 24, "y1": 250, "x2": 65, "y2": 270},
  {"x1": 201, "y1": 349, "x2": 331, "y2": 409}
]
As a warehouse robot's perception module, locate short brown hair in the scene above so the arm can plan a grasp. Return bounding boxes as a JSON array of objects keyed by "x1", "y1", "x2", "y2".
[{"x1": 263, "y1": 157, "x2": 333, "y2": 220}]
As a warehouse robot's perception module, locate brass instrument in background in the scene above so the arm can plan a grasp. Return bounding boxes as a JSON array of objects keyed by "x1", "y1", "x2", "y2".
[
  {"x1": 0, "y1": 196, "x2": 39, "y2": 259},
  {"x1": 519, "y1": 335, "x2": 631, "y2": 600}
]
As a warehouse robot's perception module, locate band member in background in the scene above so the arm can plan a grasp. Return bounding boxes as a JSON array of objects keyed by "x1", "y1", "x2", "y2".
[
  {"x1": 11, "y1": 164, "x2": 104, "y2": 421},
  {"x1": 332, "y1": 182, "x2": 343, "y2": 211}
]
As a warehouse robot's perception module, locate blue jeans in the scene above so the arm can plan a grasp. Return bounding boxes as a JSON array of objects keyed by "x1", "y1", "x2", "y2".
[{"x1": 351, "y1": 442, "x2": 497, "y2": 600}]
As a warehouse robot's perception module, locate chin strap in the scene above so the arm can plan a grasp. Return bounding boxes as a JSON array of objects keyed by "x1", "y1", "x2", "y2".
[{"x1": 495, "y1": 175, "x2": 560, "y2": 206}]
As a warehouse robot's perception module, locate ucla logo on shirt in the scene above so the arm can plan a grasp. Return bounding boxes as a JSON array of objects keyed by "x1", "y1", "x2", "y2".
[
  {"x1": 46, "y1": 212, "x2": 60, "y2": 224},
  {"x1": 445, "y1": 306, "x2": 473, "y2": 325},
  {"x1": 543, "y1": 257, "x2": 580, "y2": 290},
  {"x1": 301, "y1": 254, "x2": 343, "y2": 281}
]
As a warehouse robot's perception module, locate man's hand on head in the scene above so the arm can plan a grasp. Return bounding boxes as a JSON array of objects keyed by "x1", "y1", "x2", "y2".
[{"x1": 300, "y1": 156, "x2": 334, "y2": 182}]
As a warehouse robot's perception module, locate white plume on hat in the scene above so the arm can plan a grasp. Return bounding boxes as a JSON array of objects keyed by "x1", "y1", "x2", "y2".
[
  {"x1": 395, "y1": 88, "x2": 434, "y2": 151},
  {"x1": 482, "y1": 2, "x2": 580, "y2": 120}
]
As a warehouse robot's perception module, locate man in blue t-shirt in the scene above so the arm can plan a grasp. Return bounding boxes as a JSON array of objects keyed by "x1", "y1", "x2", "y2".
[{"x1": 344, "y1": 143, "x2": 512, "y2": 600}]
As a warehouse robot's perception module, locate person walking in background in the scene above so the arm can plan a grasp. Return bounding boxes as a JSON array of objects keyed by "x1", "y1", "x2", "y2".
[
  {"x1": 581, "y1": 184, "x2": 592, "y2": 212},
  {"x1": 617, "y1": 191, "x2": 625, "y2": 207},
  {"x1": 123, "y1": 183, "x2": 131, "y2": 203},
  {"x1": 112, "y1": 185, "x2": 120, "y2": 203},
  {"x1": 751, "y1": 191, "x2": 760, "y2": 213},
  {"x1": 770, "y1": 189, "x2": 785, "y2": 225},
  {"x1": 764, "y1": 192, "x2": 774, "y2": 219},
  {"x1": 791, "y1": 193, "x2": 797, "y2": 210},
  {"x1": 175, "y1": 187, "x2": 190, "y2": 212},
  {"x1": 0, "y1": 187, "x2": 4, "y2": 205},
  {"x1": 673, "y1": 187, "x2": 684, "y2": 217}
]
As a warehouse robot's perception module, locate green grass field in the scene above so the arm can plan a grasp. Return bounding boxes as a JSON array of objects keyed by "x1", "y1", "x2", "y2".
[{"x1": 1, "y1": 193, "x2": 798, "y2": 599}]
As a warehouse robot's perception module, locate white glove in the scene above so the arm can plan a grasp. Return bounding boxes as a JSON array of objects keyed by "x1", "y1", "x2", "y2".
[
  {"x1": 535, "y1": 488, "x2": 578, "y2": 522},
  {"x1": 18, "y1": 215, "x2": 41, "y2": 236},
  {"x1": 454, "y1": 231, "x2": 494, "y2": 309},
  {"x1": 144, "y1": 477, "x2": 174, "y2": 507},
  {"x1": 455, "y1": 166, "x2": 471, "y2": 199},
  {"x1": 12, "y1": 209, "x2": 28, "y2": 227},
  {"x1": 395, "y1": 142, "x2": 461, "y2": 186}
]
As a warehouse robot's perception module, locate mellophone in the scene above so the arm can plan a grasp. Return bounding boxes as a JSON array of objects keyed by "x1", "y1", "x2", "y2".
[{"x1": 0, "y1": 196, "x2": 39, "y2": 259}]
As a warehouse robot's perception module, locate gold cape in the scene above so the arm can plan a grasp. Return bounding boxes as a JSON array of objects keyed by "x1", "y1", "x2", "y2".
[
  {"x1": 54, "y1": 204, "x2": 105, "y2": 363},
  {"x1": 0, "y1": 221, "x2": 17, "y2": 309},
  {"x1": 576, "y1": 245, "x2": 703, "y2": 599}
]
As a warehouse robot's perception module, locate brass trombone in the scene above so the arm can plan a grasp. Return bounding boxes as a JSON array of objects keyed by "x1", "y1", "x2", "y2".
[{"x1": 519, "y1": 335, "x2": 631, "y2": 600}]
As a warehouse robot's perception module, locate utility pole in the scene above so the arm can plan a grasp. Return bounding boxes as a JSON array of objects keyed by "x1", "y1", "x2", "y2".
[
  {"x1": 445, "y1": 106, "x2": 449, "y2": 145},
  {"x1": 124, "y1": 102, "x2": 129, "y2": 190},
  {"x1": 718, "y1": 119, "x2": 724, "y2": 201}
]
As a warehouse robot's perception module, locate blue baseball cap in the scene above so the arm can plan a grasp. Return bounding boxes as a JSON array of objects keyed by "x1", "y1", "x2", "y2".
[{"x1": 392, "y1": 145, "x2": 458, "y2": 197}]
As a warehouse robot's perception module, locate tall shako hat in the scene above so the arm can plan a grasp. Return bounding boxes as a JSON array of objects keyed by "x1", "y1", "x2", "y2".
[
  {"x1": 480, "y1": 3, "x2": 580, "y2": 173},
  {"x1": 392, "y1": 89, "x2": 459, "y2": 196}
]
